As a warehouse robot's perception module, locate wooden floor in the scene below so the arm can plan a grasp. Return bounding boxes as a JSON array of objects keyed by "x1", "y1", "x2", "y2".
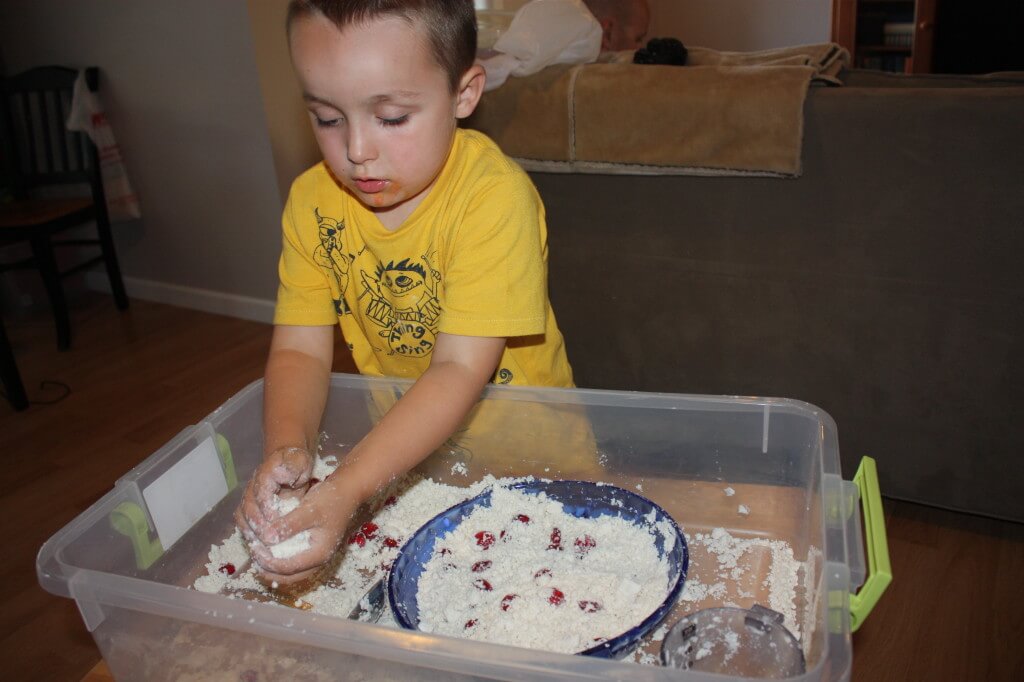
[{"x1": 1, "y1": 295, "x2": 1021, "y2": 681}]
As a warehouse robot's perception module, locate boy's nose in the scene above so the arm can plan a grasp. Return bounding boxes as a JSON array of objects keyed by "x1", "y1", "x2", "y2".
[{"x1": 346, "y1": 125, "x2": 376, "y2": 165}]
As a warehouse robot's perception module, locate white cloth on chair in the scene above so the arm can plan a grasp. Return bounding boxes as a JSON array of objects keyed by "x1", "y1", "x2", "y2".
[{"x1": 66, "y1": 70, "x2": 141, "y2": 222}]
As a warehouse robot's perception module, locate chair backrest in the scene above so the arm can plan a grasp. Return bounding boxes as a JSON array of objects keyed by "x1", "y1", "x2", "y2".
[{"x1": 0, "y1": 66, "x2": 102, "y2": 197}]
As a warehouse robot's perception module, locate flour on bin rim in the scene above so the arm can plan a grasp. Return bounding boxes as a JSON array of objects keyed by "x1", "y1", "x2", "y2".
[{"x1": 416, "y1": 485, "x2": 672, "y2": 654}]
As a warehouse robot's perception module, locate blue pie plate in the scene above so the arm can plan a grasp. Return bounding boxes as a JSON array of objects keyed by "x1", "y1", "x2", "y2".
[{"x1": 387, "y1": 479, "x2": 688, "y2": 658}]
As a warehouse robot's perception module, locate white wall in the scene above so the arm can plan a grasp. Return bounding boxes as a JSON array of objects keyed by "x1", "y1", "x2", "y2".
[
  {"x1": 0, "y1": 0, "x2": 286, "y2": 319},
  {"x1": 650, "y1": 0, "x2": 832, "y2": 51}
]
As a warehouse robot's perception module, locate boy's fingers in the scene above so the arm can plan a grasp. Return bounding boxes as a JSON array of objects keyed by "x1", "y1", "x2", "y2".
[
  {"x1": 253, "y1": 458, "x2": 310, "y2": 513},
  {"x1": 263, "y1": 505, "x2": 317, "y2": 545},
  {"x1": 253, "y1": 472, "x2": 283, "y2": 514},
  {"x1": 233, "y1": 506, "x2": 256, "y2": 541},
  {"x1": 271, "y1": 460, "x2": 309, "y2": 488},
  {"x1": 252, "y1": 529, "x2": 334, "y2": 576},
  {"x1": 242, "y1": 484, "x2": 281, "y2": 535},
  {"x1": 257, "y1": 564, "x2": 321, "y2": 589}
]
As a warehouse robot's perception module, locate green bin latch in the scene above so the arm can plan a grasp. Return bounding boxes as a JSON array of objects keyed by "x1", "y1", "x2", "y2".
[{"x1": 110, "y1": 502, "x2": 164, "y2": 570}]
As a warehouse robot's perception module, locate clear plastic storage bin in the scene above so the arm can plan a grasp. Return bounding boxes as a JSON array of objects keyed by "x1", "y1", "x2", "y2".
[{"x1": 38, "y1": 374, "x2": 888, "y2": 681}]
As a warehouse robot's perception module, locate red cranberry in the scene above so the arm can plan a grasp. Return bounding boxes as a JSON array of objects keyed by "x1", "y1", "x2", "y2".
[
  {"x1": 548, "y1": 528, "x2": 563, "y2": 550},
  {"x1": 514, "y1": 514, "x2": 531, "y2": 523},
  {"x1": 548, "y1": 588, "x2": 565, "y2": 606},
  {"x1": 475, "y1": 531, "x2": 496, "y2": 549},
  {"x1": 471, "y1": 560, "x2": 492, "y2": 573},
  {"x1": 464, "y1": 619, "x2": 478, "y2": 629},
  {"x1": 500, "y1": 594, "x2": 518, "y2": 611},
  {"x1": 218, "y1": 562, "x2": 236, "y2": 576},
  {"x1": 360, "y1": 522, "x2": 379, "y2": 539},
  {"x1": 473, "y1": 578, "x2": 493, "y2": 591},
  {"x1": 383, "y1": 537, "x2": 399, "y2": 548},
  {"x1": 574, "y1": 535, "x2": 597, "y2": 556},
  {"x1": 348, "y1": 532, "x2": 366, "y2": 548},
  {"x1": 578, "y1": 600, "x2": 602, "y2": 613},
  {"x1": 383, "y1": 495, "x2": 397, "y2": 507},
  {"x1": 533, "y1": 568, "x2": 552, "y2": 579}
]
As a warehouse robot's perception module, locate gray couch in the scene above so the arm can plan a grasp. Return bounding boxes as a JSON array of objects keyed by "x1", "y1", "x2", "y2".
[{"x1": 481, "y1": 70, "x2": 1024, "y2": 521}]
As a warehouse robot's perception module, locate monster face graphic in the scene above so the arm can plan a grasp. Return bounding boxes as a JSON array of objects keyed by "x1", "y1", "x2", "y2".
[
  {"x1": 359, "y1": 256, "x2": 442, "y2": 357},
  {"x1": 312, "y1": 209, "x2": 352, "y2": 315}
]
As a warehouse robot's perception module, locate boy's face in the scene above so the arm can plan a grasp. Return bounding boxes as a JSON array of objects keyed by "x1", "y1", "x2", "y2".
[{"x1": 290, "y1": 14, "x2": 481, "y2": 226}]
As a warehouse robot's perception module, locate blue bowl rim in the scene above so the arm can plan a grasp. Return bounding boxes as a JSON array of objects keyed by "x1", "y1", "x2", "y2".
[{"x1": 386, "y1": 478, "x2": 688, "y2": 658}]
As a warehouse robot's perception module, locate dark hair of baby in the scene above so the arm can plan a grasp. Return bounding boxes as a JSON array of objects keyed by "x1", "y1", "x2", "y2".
[{"x1": 634, "y1": 37, "x2": 689, "y2": 66}]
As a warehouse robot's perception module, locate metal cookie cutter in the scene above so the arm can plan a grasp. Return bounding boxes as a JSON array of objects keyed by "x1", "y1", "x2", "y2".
[{"x1": 661, "y1": 605, "x2": 806, "y2": 677}]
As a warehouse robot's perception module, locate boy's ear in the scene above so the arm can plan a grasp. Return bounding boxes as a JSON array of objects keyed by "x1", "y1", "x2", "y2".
[{"x1": 454, "y1": 63, "x2": 487, "y2": 119}]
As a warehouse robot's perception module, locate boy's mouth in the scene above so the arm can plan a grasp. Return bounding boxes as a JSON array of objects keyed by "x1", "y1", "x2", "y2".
[{"x1": 354, "y1": 178, "x2": 388, "y2": 194}]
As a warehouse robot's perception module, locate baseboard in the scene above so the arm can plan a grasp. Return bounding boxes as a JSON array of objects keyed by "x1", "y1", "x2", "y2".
[{"x1": 83, "y1": 272, "x2": 275, "y2": 324}]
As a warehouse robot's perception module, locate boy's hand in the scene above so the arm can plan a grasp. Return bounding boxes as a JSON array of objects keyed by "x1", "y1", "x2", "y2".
[
  {"x1": 246, "y1": 475, "x2": 361, "y2": 585},
  {"x1": 235, "y1": 445, "x2": 314, "y2": 545}
]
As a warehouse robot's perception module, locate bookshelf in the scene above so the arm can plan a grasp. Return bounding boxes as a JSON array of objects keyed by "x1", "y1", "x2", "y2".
[{"x1": 832, "y1": 0, "x2": 936, "y2": 73}]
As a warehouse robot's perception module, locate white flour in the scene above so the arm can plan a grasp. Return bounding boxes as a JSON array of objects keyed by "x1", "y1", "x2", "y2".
[
  {"x1": 678, "y1": 527, "x2": 802, "y2": 640},
  {"x1": 194, "y1": 462, "x2": 805, "y2": 663},
  {"x1": 415, "y1": 485, "x2": 673, "y2": 654},
  {"x1": 270, "y1": 530, "x2": 312, "y2": 559}
]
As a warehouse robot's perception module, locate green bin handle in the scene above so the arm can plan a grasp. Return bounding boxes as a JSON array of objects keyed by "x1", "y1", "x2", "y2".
[{"x1": 849, "y1": 456, "x2": 892, "y2": 631}]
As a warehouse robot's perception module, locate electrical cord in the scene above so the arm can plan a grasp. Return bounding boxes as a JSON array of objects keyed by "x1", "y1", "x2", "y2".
[{"x1": 0, "y1": 379, "x2": 71, "y2": 406}]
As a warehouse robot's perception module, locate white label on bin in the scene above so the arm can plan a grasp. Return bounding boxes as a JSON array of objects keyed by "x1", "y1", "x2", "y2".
[{"x1": 142, "y1": 436, "x2": 228, "y2": 550}]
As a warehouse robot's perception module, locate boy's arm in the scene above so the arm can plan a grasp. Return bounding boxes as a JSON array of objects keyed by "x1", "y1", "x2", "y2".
[
  {"x1": 249, "y1": 332, "x2": 505, "y2": 581},
  {"x1": 262, "y1": 324, "x2": 334, "y2": 457},
  {"x1": 235, "y1": 324, "x2": 333, "y2": 545}
]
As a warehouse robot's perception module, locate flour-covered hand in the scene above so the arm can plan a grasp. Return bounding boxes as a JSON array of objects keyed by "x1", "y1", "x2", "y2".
[
  {"x1": 248, "y1": 474, "x2": 360, "y2": 584},
  {"x1": 235, "y1": 446, "x2": 313, "y2": 546}
]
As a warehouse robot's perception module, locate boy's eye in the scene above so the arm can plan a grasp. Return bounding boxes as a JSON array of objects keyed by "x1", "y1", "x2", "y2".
[
  {"x1": 314, "y1": 115, "x2": 342, "y2": 128},
  {"x1": 379, "y1": 114, "x2": 409, "y2": 127}
]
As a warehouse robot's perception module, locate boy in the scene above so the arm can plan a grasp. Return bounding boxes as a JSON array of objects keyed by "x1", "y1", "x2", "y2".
[{"x1": 235, "y1": 0, "x2": 574, "y2": 588}]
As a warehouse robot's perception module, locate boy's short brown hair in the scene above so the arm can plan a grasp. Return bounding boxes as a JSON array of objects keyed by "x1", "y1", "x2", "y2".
[{"x1": 287, "y1": 0, "x2": 477, "y2": 93}]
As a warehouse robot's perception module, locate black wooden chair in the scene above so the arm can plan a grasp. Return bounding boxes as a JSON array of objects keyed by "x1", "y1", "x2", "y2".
[
  {"x1": 0, "y1": 65, "x2": 129, "y2": 350},
  {"x1": 0, "y1": 65, "x2": 129, "y2": 410}
]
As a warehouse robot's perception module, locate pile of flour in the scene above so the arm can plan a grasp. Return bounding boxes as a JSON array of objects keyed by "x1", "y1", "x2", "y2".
[{"x1": 415, "y1": 485, "x2": 674, "y2": 654}]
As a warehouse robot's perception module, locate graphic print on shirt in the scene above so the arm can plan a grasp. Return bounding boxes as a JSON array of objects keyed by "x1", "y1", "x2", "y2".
[
  {"x1": 312, "y1": 209, "x2": 353, "y2": 315},
  {"x1": 358, "y1": 254, "x2": 442, "y2": 357}
]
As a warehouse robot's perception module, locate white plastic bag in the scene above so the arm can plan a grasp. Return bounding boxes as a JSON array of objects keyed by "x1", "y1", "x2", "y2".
[
  {"x1": 66, "y1": 70, "x2": 141, "y2": 222},
  {"x1": 480, "y1": 0, "x2": 602, "y2": 91}
]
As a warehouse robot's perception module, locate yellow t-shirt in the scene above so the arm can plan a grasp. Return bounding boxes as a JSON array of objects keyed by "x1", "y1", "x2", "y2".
[{"x1": 274, "y1": 129, "x2": 573, "y2": 389}]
